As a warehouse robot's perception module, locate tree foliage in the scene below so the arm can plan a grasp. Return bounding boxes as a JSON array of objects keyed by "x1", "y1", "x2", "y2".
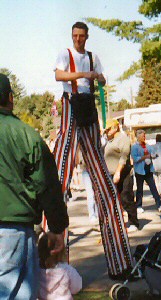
[
  {"x1": 14, "y1": 92, "x2": 59, "y2": 138},
  {"x1": 86, "y1": 1, "x2": 161, "y2": 109},
  {"x1": 86, "y1": 19, "x2": 144, "y2": 43},
  {"x1": 118, "y1": 61, "x2": 141, "y2": 81},
  {"x1": 136, "y1": 58, "x2": 161, "y2": 107},
  {"x1": 139, "y1": 0, "x2": 161, "y2": 18},
  {"x1": 116, "y1": 99, "x2": 132, "y2": 111},
  {"x1": 0, "y1": 68, "x2": 61, "y2": 138},
  {"x1": 0, "y1": 68, "x2": 25, "y2": 100},
  {"x1": 86, "y1": 0, "x2": 161, "y2": 81}
]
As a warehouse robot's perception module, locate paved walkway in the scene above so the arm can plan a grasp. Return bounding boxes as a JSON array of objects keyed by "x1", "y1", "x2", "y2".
[{"x1": 68, "y1": 183, "x2": 161, "y2": 297}]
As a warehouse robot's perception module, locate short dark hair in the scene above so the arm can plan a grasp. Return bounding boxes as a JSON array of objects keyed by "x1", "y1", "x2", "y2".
[
  {"x1": 0, "y1": 74, "x2": 12, "y2": 106},
  {"x1": 38, "y1": 232, "x2": 65, "y2": 269},
  {"x1": 38, "y1": 233, "x2": 55, "y2": 269},
  {"x1": 0, "y1": 92, "x2": 10, "y2": 106},
  {"x1": 156, "y1": 134, "x2": 161, "y2": 143},
  {"x1": 136, "y1": 129, "x2": 145, "y2": 138},
  {"x1": 72, "y1": 22, "x2": 89, "y2": 34}
]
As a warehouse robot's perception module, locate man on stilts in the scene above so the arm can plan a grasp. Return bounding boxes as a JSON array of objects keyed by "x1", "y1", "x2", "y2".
[{"x1": 53, "y1": 21, "x2": 133, "y2": 279}]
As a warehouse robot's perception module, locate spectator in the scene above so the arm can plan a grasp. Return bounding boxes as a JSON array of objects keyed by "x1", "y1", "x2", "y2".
[
  {"x1": 104, "y1": 119, "x2": 139, "y2": 233},
  {"x1": 152, "y1": 134, "x2": 161, "y2": 196},
  {"x1": 38, "y1": 232, "x2": 82, "y2": 300},
  {"x1": 131, "y1": 129, "x2": 161, "y2": 213},
  {"x1": 0, "y1": 73, "x2": 69, "y2": 299}
]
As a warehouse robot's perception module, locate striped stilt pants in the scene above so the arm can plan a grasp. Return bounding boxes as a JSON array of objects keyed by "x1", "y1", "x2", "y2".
[{"x1": 54, "y1": 95, "x2": 133, "y2": 276}]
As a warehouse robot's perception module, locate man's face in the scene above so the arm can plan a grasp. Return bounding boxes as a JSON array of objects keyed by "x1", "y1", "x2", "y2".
[
  {"x1": 106, "y1": 126, "x2": 118, "y2": 140},
  {"x1": 72, "y1": 28, "x2": 88, "y2": 52},
  {"x1": 138, "y1": 132, "x2": 146, "y2": 143}
]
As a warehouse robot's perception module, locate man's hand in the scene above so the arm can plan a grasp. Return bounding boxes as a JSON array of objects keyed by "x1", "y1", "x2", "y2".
[
  {"x1": 113, "y1": 171, "x2": 121, "y2": 184},
  {"x1": 98, "y1": 74, "x2": 106, "y2": 86},
  {"x1": 47, "y1": 232, "x2": 65, "y2": 255},
  {"x1": 142, "y1": 154, "x2": 151, "y2": 161},
  {"x1": 84, "y1": 71, "x2": 99, "y2": 80}
]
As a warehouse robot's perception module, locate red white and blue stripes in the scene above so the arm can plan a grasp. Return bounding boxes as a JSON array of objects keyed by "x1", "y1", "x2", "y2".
[{"x1": 54, "y1": 95, "x2": 133, "y2": 276}]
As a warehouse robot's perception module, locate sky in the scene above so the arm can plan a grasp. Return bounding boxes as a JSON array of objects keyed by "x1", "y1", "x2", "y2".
[{"x1": 0, "y1": 0, "x2": 154, "y2": 102}]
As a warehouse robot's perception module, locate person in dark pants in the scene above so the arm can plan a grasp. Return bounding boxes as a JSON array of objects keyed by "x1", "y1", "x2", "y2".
[
  {"x1": 117, "y1": 164, "x2": 138, "y2": 229},
  {"x1": 104, "y1": 119, "x2": 139, "y2": 233},
  {"x1": 131, "y1": 129, "x2": 161, "y2": 213}
]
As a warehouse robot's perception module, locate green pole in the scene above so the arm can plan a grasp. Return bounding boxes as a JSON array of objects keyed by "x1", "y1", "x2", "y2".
[{"x1": 98, "y1": 83, "x2": 106, "y2": 129}]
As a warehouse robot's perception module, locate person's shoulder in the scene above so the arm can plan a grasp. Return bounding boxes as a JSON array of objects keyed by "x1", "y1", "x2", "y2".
[
  {"x1": 86, "y1": 51, "x2": 99, "y2": 60},
  {"x1": 58, "y1": 262, "x2": 76, "y2": 273},
  {"x1": 121, "y1": 132, "x2": 130, "y2": 142},
  {"x1": 58, "y1": 262, "x2": 69, "y2": 270},
  {"x1": 16, "y1": 118, "x2": 42, "y2": 142},
  {"x1": 115, "y1": 132, "x2": 130, "y2": 147},
  {"x1": 86, "y1": 50, "x2": 97, "y2": 56},
  {"x1": 131, "y1": 142, "x2": 138, "y2": 149},
  {"x1": 19, "y1": 119, "x2": 38, "y2": 134},
  {"x1": 119, "y1": 132, "x2": 127, "y2": 138},
  {"x1": 146, "y1": 143, "x2": 152, "y2": 148},
  {"x1": 115, "y1": 131, "x2": 127, "y2": 141},
  {"x1": 58, "y1": 48, "x2": 70, "y2": 58}
]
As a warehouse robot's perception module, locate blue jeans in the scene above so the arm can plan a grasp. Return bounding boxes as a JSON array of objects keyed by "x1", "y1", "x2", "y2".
[
  {"x1": 135, "y1": 172, "x2": 161, "y2": 208},
  {"x1": 82, "y1": 170, "x2": 98, "y2": 219},
  {"x1": 0, "y1": 225, "x2": 39, "y2": 300}
]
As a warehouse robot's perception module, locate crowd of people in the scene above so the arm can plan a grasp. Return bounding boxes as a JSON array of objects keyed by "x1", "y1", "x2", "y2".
[
  {"x1": 0, "y1": 20, "x2": 160, "y2": 299},
  {"x1": 69, "y1": 121, "x2": 161, "y2": 233}
]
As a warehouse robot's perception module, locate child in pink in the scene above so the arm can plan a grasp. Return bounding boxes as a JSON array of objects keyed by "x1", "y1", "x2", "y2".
[{"x1": 38, "y1": 232, "x2": 82, "y2": 300}]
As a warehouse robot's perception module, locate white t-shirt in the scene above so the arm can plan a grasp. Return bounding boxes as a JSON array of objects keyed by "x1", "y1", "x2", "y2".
[{"x1": 54, "y1": 47, "x2": 103, "y2": 94}]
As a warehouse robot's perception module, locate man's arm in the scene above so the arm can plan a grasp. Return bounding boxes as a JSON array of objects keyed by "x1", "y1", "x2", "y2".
[
  {"x1": 113, "y1": 135, "x2": 130, "y2": 184},
  {"x1": 113, "y1": 163, "x2": 125, "y2": 184},
  {"x1": 55, "y1": 69, "x2": 99, "y2": 82},
  {"x1": 37, "y1": 143, "x2": 69, "y2": 255},
  {"x1": 36, "y1": 140, "x2": 69, "y2": 234}
]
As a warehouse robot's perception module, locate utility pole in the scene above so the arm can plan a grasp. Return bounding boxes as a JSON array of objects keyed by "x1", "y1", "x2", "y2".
[{"x1": 130, "y1": 87, "x2": 135, "y2": 107}]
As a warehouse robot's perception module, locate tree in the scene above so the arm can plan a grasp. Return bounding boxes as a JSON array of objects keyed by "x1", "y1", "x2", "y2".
[
  {"x1": 86, "y1": 0, "x2": 161, "y2": 80},
  {"x1": 55, "y1": 99, "x2": 62, "y2": 115},
  {"x1": 86, "y1": 1, "x2": 161, "y2": 107},
  {"x1": 136, "y1": 58, "x2": 161, "y2": 107},
  {"x1": 139, "y1": 0, "x2": 161, "y2": 18},
  {"x1": 0, "y1": 68, "x2": 60, "y2": 137},
  {"x1": 14, "y1": 92, "x2": 58, "y2": 138},
  {"x1": 116, "y1": 99, "x2": 131, "y2": 111},
  {"x1": 0, "y1": 68, "x2": 25, "y2": 101}
]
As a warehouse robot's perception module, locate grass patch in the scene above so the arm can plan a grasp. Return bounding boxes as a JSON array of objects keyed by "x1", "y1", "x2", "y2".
[
  {"x1": 74, "y1": 292, "x2": 109, "y2": 300},
  {"x1": 74, "y1": 291, "x2": 155, "y2": 300}
]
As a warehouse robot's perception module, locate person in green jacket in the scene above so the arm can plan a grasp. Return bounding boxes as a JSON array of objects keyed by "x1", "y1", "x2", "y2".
[{"x1": 0, "y1": 73, "x2": 69, "y2": 300}]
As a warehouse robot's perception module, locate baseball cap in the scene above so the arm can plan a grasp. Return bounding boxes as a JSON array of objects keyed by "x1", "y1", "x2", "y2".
[
  {"x1": 105, "y1": 119, "x2": 119, "y2": 130},
  {"x1": 0, "y1": 73, "x2": 12, "y2": 95}
]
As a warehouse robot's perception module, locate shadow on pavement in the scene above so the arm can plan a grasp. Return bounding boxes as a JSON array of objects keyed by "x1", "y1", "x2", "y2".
[
  {"x1": 69, "y1": 229, "x2": 93, "y2": 246},
  {"x1": 139, "y1": 218, "x2": 152, "y2": 230}
]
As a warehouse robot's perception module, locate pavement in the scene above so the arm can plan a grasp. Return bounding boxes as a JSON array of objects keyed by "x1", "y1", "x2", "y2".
[{"x1": 68, "y1": 183, "x2": 161, "y2": 297}]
